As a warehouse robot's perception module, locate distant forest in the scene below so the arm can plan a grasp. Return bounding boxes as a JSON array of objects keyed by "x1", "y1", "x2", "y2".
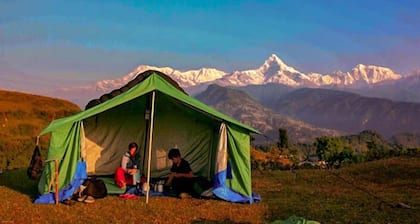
[{"x1": 252, "y1": 129, "x2": 419, "y2": 170}]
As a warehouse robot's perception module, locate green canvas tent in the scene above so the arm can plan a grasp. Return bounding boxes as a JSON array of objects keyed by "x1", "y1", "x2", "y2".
[{"x1": 36, "y1": 70, "x2": 260, "y2": 203}]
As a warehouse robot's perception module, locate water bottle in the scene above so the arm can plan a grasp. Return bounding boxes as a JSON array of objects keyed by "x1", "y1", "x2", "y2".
[{"x1": 132, "y1": 165, "x2": 139, "y2": 184}]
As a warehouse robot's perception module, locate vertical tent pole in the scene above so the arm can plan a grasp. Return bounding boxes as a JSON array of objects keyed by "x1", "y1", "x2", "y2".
[
  {"x1": 146, "y1": 91, "x2": 156, "y2": 204},
  {"x1": 55, "y1": 159, "x2": 59, "y2": 205},
  {"x1": 142, "y1": 97, "x2": 151, "y2": 176}
]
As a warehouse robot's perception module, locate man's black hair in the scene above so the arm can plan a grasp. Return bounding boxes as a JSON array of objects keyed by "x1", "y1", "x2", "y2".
[
  {"x1": 168, "y1": 148, "x2": 181, "y2": 159},
  {"x1": 128, "y1": 142, "x2": 138, "y2": 151}
]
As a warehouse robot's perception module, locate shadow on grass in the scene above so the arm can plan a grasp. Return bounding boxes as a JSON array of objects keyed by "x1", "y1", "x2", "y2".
[{"x1": 0, "y1": 168, "x2": 39, "y2": 199}]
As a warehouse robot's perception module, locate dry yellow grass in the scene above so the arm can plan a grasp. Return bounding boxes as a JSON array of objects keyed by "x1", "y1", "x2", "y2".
[
  {"x1": 0, "y1": 169, "x2": 267, "y2": 223},
  {"x1": 0, "y1": 90, "x2": 80, "y2": 169},
  {"x1": 1, "y1": 156, "x2": 419, "y2": 223}
]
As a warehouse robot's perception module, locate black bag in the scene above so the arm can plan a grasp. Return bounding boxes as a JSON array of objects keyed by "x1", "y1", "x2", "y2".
[
  {"x1": 27, "y1": 145, "x2": 43, "y2": 180},
  {"x1": 82, "y1": 178, "x2": 108, "y2": 199}
]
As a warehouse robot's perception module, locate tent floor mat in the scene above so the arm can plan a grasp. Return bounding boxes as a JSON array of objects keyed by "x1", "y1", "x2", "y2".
[{"x1": 97, "y1": 177, "x2": 126, "y2": 195}]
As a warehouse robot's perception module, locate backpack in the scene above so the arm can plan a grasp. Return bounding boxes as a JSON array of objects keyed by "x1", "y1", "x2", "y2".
[
  {"x1": 27, "y1": 145, "x2": 43, "y2": 180},
  {"x1": 82, "y1": 178, "x2": 108, "y2": 199}
]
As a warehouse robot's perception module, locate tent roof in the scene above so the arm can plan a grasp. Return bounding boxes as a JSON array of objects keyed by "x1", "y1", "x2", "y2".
[
  {"x1": 40, "y1": 71, "x2": 260, "y2": 135},
  {"x1": 85, "y1": 70, "x2": 187, "y2": 110}
]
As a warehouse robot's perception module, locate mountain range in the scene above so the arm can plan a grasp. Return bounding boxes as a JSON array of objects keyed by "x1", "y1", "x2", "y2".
[
  {"x1": 89, "y1": 54, "x2": 404, "y2": 89},
  {"x1": 195, "y1": 85, "x2": 342, "y2": 144},
  {"x1": 39, "y1": 54, "x2": 420, "y2": 107},
  {"x1": 195, "y1": 84, "x2": 419, "y2": 143},
  {"x1": 271, "y1": 88, "x2": 420, "y2": 138},
  {"x1": 2, "y1": 54, "x2": 418, "y2": 144}
]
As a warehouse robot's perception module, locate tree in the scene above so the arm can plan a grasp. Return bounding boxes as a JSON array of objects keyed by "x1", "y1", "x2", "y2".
[
  {"x1": 298, "y1": 143, "x2": 316, "y2": 161},
  {"x1": 277, "y1": 128, "x2": 289, "y2": 149},
  {"x1": 366, "y1": 139, "x2": 389, "y2": 160},
  {"x1": 314, "y1": 136, "x2": 351, "y2": 168}
]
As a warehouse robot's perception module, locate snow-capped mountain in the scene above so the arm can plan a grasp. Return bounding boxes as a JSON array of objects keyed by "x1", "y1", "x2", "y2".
[
  {"x1": 307, "y1": 64, "x2": 401, "y2": 87},
  {"x1": 89, "y1": 65, "x2": 227, "y2": 91},
  {"x1": 350, "y1": 64, "x2": 401, "y2": 84},
  {"x1": 42, "y1": 53, "x2": 404, "y2": 107},
  {"x1": 216, "y1": 54, "x2": 310, "y2": 86},
  {"x1": 69, "y1": 53, "x2": 402, "y2": 92}
]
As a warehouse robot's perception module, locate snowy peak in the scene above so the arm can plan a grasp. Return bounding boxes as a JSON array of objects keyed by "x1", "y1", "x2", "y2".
[
  {"x1": 259, "y1": 54, "x2": 310, "y2": 84},
  {"x1": 90, "y1": 65, "x2": 155, "y2": 91},
  {"x1": 259, "y1": 54, "x2": 300, "y2": 75},
  {"x1": 307, "y1": 64, "x2": 401, "y2": 86},
  {"x1": 86, "y1": 65, "x2": 227, "y2": 94},
  {"x1": 351, "y1": 64, "x2": 401, "y2": 84},
  {"x1": 178, "y1": 68, "x2": 227, "y2": 84},
  {"x1": 217, "y1": 54, "x2": 309, "y2": 87}
]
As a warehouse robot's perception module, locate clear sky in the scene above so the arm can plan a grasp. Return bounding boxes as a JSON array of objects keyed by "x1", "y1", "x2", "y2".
[{"x1": 0, "y1": 0, "x2": 419, "y2": 87}]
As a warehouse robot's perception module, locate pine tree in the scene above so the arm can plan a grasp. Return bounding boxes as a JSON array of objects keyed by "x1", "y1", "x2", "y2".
[{"x1": 278, "y1": 128, "x2": 289, "y2": 149}]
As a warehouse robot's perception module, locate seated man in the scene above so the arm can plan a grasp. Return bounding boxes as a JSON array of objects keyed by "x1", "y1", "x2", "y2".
[
  {"x1": 114, "y1": 142, "x2": 139, "y2": 189},
  {"x1": 165, "y1": 148, "x2": 194, "y2": 198}
]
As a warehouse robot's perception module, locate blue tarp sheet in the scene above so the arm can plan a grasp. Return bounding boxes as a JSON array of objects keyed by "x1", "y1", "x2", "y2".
[
  {"x1": 34, "y1": 161, "x2": 87, "y2": 204},
  {"x1": 213, "y1": 169, "x2": 260, "y2": 203}
]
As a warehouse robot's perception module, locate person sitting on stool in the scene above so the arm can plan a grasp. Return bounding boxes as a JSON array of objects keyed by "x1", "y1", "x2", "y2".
[{"x1": 114, "y1": 142, "x2": 139, "y2": 189}]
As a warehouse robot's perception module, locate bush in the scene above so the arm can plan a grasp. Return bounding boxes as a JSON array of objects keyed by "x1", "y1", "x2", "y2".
[{"x1": 251, "y1": 146, "x2": 294, "y2": 171}]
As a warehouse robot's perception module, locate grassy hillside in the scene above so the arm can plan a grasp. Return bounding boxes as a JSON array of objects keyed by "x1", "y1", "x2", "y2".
[
  {"x1": 0, "y1": 90, "x2": 80, "y2": 169},
  {"x1": 0, "y1": 156, "x2": 418, "y2": 223}
]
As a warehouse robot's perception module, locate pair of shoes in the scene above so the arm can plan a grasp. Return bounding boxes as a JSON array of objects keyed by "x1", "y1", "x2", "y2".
[
  {"x1": 178, "y1": 193, "x2": 191, "y2": 199},
  {"x1": 84, "y1": 196, "x2": 95, "y2": 203}
]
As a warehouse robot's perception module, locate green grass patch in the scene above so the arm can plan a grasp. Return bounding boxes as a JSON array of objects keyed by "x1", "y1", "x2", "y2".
[{"x1": 255, "y1": 156, "x2": 420, "y2": 223}]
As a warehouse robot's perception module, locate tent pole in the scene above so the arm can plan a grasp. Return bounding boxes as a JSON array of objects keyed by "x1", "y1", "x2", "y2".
[
  {"x1": 142, "y1": 97, "x2": 151, "y2": 176},
  {"x1": 146, "y1": 91, "x2": 156, "y2": 204},
  {"x1": 55, "y1": 159, "x2": 58, "y2": 205}
]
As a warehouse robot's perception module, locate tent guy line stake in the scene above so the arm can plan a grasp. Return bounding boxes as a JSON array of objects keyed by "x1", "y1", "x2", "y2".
[{"x1": 146, "y1": 91, "x2": 156, "y2": 204}]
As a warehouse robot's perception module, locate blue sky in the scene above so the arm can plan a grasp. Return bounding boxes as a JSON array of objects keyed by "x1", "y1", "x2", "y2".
[{"x1": 0, "y1": 0, "x2": 419, "y2": 87}]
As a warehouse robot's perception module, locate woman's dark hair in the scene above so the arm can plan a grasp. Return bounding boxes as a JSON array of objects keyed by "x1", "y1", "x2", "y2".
[
  {"x1": 128, "y1": 142, "x2": 138, "y2": 151},
  {"x1": 168, "y1": 148, "x2": 181, "y2": 159}
]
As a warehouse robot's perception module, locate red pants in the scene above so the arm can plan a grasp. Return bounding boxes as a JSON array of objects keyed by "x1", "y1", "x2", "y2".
[{"x1": 114, "y1": 167, "x2": 133, "y2": 188}]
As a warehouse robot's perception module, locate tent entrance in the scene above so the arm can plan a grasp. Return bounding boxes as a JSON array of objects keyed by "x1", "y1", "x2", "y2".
[{"x1": 82, "y1": 91, "x2": 219, "y2": 181}]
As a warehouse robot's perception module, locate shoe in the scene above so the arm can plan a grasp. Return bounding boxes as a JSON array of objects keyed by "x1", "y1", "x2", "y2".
[
  {"x1": 62, "y1": 198, "x2": 76, "y2": 205},
  {"x1": 178, "y1": 193, "x2": 191, "y2": 199},
  {"x1": 77, "y1": 195, "x2": 87, "y2": 202},
  {"x1": 84, "y1": 196, "x2": 95, "y2": 203}
]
